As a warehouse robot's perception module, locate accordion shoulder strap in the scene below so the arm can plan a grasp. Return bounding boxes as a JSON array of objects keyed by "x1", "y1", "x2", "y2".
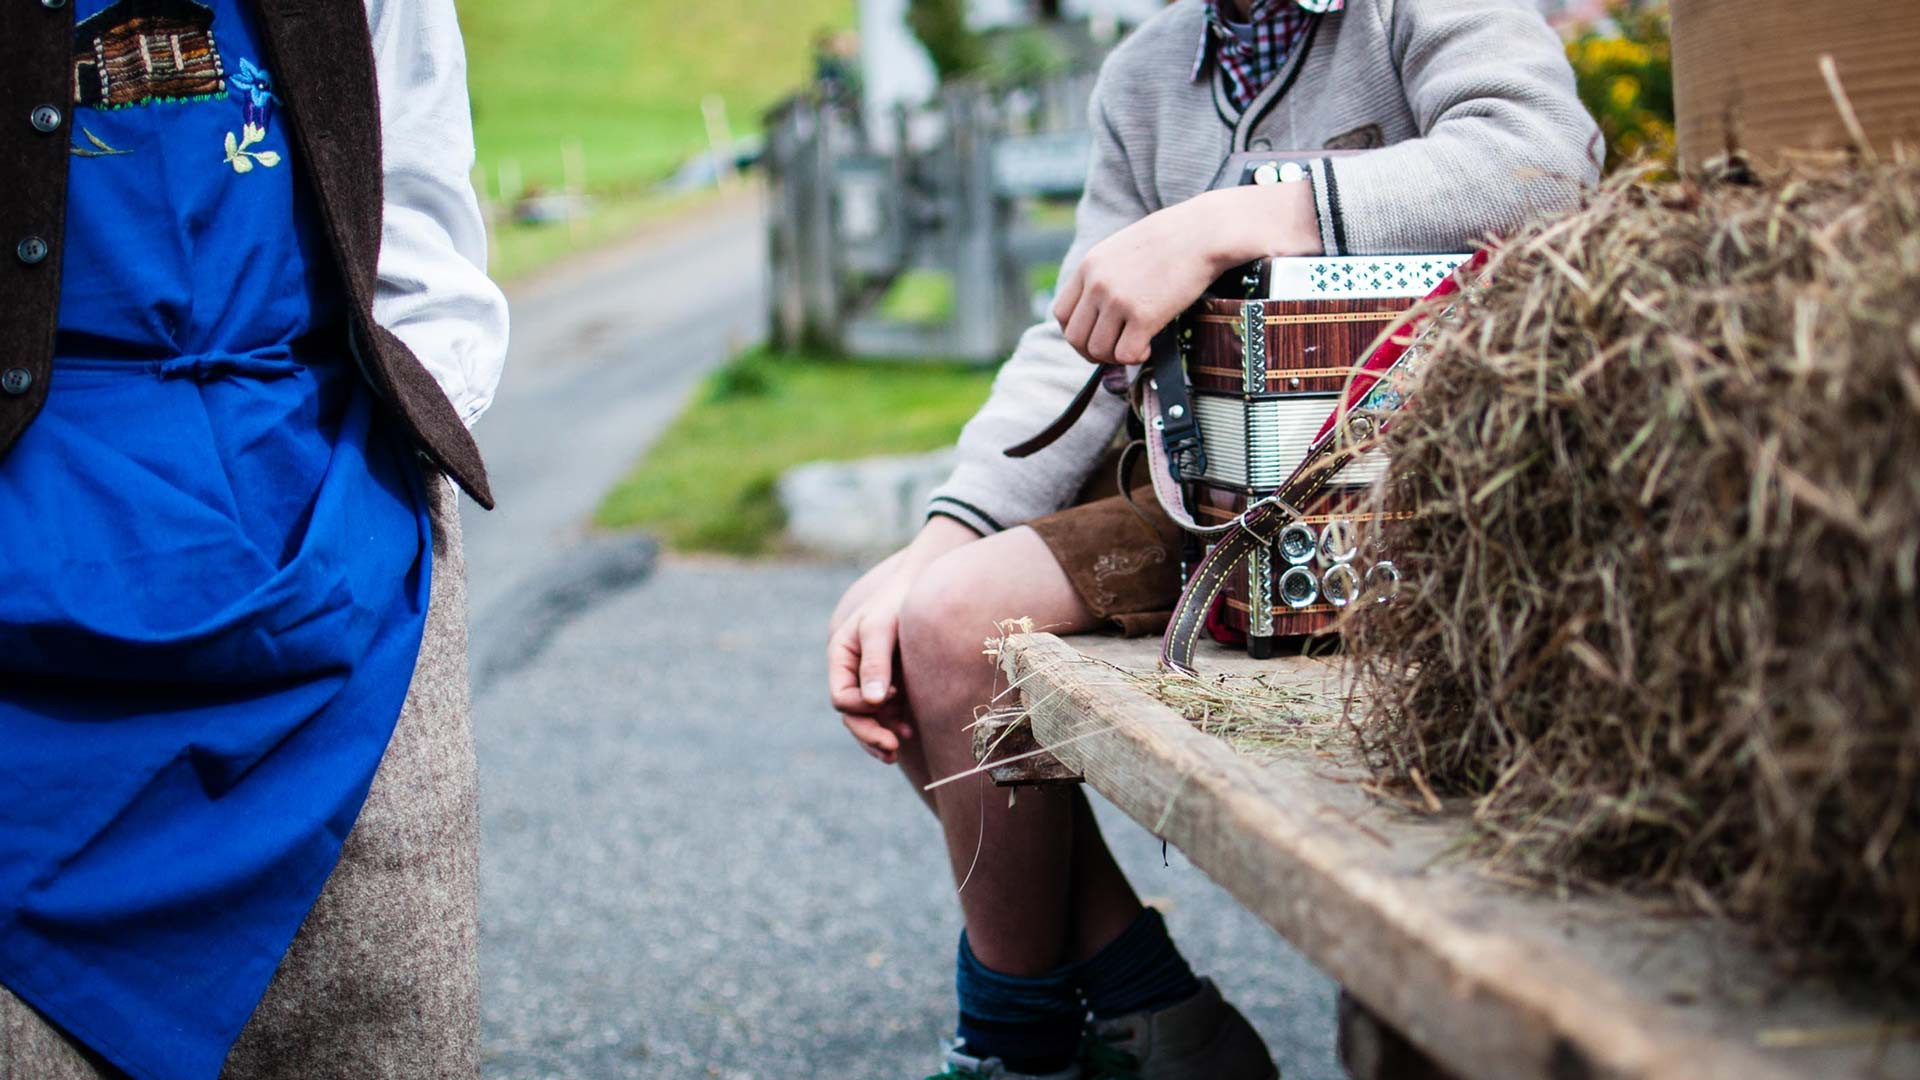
[{"x1": 1004, "y1": 364, "x2": 1114, "y2": 459}]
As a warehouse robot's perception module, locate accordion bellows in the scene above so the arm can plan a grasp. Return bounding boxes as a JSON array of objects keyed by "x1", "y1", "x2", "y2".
[{"x1": 1185, "y1": 253, "x2": 1469, "y2": 648}]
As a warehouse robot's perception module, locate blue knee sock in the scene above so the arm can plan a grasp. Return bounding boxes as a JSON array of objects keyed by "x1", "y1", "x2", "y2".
[
  {"x1": 954, "y1": 932, "x2": 1084, "y2": 1074},
  {"x1": 1074, "y1": 907, "x2": 1202, "y2": 1020}
]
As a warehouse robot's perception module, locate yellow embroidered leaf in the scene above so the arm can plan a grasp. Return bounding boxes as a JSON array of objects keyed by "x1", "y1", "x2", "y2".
[
  {"x1": 84, "y1": 128, "x2": 117, "y2": 152},
  {"x1": 224, "y1": 130, "x2": 238, "y2": 157},
  {"x1": 232, "y1": 155, "x2": 254, "y2": 174},
  {"x1": 241, "y1": 123, "x2": 265, "y2": 148},
  {"x1": 253, "y1": 151, "x2": 281, "y2": 167}
]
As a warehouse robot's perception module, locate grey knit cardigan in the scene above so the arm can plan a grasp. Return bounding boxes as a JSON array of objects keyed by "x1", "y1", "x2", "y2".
[{"x1": 925, "y1": 0, "x2": 1602, "y2": 537}]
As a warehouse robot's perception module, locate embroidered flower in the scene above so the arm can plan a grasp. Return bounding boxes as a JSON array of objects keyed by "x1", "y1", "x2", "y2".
[
  {"x1": 228, "y1": 59, "x2": 281, "y2": 130},
  {"x1": 223, "y1": 123, "x2": 281, "y2": 173}
]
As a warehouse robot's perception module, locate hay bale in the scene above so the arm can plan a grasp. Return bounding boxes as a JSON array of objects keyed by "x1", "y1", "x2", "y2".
[{"x1": 1348, "y1": 153, "x2": 1920, "y2": 983}]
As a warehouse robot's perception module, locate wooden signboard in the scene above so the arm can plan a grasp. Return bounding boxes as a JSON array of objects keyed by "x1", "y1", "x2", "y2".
[{"x1": 1671, "y1": 0, "x2": 1920, "y2": 165}]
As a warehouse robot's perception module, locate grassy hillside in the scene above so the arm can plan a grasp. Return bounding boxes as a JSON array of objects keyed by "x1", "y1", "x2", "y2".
[{"x1": 459, "y1": 0, "x2": 855, "y2": 195}]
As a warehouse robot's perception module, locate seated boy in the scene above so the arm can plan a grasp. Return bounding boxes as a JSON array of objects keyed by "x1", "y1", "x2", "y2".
[{"x1": 827, "y1": 2, "x2": 1599, "y2": 1077}]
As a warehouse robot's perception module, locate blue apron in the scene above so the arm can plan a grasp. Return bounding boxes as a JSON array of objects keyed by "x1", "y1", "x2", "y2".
[{"x1": 0, "y1": 2, "x2": 433, "y2": 1078}]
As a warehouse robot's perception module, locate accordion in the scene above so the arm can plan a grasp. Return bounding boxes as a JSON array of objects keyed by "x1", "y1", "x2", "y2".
[{"x1": 1179, "y1": 252, "x2": 1470, "y2": 657}]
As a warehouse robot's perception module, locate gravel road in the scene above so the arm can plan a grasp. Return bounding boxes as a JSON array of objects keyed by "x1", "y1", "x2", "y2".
[{"x1": 463, "y1": 197, "x2": 1344, "y2": 1079}]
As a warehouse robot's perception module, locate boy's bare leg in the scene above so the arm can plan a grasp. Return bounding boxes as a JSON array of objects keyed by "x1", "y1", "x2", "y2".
[{"x1": 894, "y1": 526, "x2": 1143, "y2": 976}]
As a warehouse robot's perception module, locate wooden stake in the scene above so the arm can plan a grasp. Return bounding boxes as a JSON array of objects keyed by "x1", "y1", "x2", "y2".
[
  {"x1": 561, "y1": 138, "x2": 587, "y2": 244},
  {"x1": 703, "y1": 93, "x2": 738, "y2": 190}
]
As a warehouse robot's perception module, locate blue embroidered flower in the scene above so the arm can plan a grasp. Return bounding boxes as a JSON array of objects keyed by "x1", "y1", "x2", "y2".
[{"x1": 229, "y1": 59, "x2": 280, "y2": 130}]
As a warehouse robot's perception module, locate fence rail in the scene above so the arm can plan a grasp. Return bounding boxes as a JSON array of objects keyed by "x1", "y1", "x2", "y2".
[{"x1": 764, "y1": 73, "x2": 1096, "y2": 362}]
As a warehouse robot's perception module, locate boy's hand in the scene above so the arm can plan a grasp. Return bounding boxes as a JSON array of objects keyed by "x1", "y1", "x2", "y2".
[
  {"x1": 826, "y1": 518, "x2": 977, "y2": 763},
  {"x1": 1053, "y1": 181, "x2": 1322, "y2": 366},
  {"x1": 827, "y1": 563, "x2": 916, "y2": 763}
]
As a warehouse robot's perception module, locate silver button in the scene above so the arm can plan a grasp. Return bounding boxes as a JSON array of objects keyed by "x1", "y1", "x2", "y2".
[
  {"x1": 0, "y1": 368, "x2": 32, "y2": 396},
  {"x1": 16, "y1": 236, "x2": 48, "y2": 265},
  {"x1": 29, "y1": 105, "x2": 61, "y2": 133},
  {"x1": 41, "y1": 0, "x2": 66, "y2": 8}
]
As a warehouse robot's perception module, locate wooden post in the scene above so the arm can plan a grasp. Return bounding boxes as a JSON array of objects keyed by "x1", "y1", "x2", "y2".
[
  {"x1": 497, "y1": 158, "x2": 522, "y2": 209},
  {"x1": 1338, "y1": 991, "x2": 1463, "y2": 1080},
  {"x1": 561, "y1": 138, "x2": 587, "y2": 245},
  {"x1": 764, "y1": 100, "x2": 809, "y2": 350},
  {"x1": 702, "y1": 93, "x2": 739, "y2": 191},
  {"x1": 799, "y1": 101, "x2": 844, "y2": 353},
  {"x1": 948, "y1": 85, "x2": 1005, "y2": 361}
]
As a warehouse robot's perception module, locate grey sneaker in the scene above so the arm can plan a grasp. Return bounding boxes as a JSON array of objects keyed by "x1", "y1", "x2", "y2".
[
  {"x1": 930, "y1": 1038, "x2": 1084, "y2": 1080},
  {"x1": 1082, "y1": 979, "x2": 1278, "y2": 1080}
]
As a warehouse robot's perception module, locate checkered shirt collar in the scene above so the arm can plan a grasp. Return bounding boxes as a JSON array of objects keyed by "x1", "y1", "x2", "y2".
[{"x1": 1192, "y1": 0, "x2": 1342, "y2": 111}]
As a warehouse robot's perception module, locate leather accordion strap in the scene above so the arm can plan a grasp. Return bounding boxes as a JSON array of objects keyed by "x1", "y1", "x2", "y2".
[
  {"x1": 1004, "y1": 364, "x2": 1115, "y2": 459},
  {"x1": 1160, "y1": 434, "x2": 1361, "y2": 673}
]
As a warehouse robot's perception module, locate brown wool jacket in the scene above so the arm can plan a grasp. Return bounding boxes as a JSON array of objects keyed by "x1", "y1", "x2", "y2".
[{"x1": 0, "y1": 0, "x2": 494, "y2": 508}]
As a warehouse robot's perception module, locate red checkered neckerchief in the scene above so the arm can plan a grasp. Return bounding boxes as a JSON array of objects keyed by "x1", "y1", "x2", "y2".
[{"x1": 1192, "y1": 0, "x2": 1342, "y2": 112}]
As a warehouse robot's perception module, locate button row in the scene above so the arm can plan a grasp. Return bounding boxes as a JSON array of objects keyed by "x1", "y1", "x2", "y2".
[{"x1": 13, "y1": 0, "x2": 78, "y2": 404}]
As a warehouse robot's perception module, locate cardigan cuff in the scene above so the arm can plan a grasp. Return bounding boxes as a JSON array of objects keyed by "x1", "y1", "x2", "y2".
[
  {"x1": 1307, "y1": 156, "x2": 1348, "y2": 256},
  {"x1": 926, "y1": 496, "x2": 1003, "y2": 538}
]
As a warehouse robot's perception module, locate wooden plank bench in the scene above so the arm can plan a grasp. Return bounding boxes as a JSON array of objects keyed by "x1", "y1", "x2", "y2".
[{"x1": 989, "y1": 632, "x2": 1919, "y2": 1080}]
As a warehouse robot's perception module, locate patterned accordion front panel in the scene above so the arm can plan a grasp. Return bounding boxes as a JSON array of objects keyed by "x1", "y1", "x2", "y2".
[{"x1": 1183, "y1": 254, "x2": 1469, "y2": 644}]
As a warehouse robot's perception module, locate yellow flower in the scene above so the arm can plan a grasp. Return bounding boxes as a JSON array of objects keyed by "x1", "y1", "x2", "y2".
[{"x1": 1609, "y1": 75, "x2": 1642, "y2": 110}]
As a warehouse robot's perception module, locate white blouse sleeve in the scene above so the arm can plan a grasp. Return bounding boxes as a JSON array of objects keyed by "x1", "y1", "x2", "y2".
[{"x1": 364, "y1": 0, "x2": 509, "y2": 426}]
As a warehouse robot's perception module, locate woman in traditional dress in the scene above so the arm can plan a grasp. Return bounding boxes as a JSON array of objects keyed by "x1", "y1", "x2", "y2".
[{"x1": 0, "y1": 1, "x2": 505, "y2": 1076}]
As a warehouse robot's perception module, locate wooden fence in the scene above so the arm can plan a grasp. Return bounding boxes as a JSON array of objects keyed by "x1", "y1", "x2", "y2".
[{"x1": 763, "y1": 73, "x2": 1096, "y2": 362}]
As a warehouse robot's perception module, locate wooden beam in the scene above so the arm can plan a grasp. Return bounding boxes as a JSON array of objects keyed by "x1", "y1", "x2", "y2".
[
  {"x1": 971, "y1": 715, "x2": 1083, "y2": 787},
  {"x1": 1339, "y1": 990, "x2": 1463, "y2": 1080},
  {"x1": 1001, "y1": 633, "x2": 1919, "y2": 1080}
]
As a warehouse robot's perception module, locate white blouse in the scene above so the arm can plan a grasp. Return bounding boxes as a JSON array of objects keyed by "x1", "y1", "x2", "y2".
[{"x1": 366, "y1": 0, "x2": 509, "y2": 427}]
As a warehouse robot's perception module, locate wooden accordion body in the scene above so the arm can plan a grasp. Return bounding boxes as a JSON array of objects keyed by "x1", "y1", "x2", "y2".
[{"x1": 1179, "y1": 254, "x2": 1469, "y2": 654}]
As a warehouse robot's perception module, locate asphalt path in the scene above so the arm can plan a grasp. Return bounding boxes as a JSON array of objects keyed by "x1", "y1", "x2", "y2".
[{"x1": 462, "y1": 196, "x2": 1344, "y2": 1079}]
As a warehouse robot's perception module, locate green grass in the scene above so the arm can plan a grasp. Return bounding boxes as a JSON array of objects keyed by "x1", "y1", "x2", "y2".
[
  {"x1": 596, "y1": 347, "x2": 995, "y2": 555},
  {"x1": 460, "y1": 0, "x2": 854, "y2": 196},
  {"x1": 875, "y1": 268, "x2": 958, "y2": 324}
]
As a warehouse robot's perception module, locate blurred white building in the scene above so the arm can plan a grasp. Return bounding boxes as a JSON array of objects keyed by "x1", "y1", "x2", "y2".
[{"x1": 859, "y1": 0, "x2": 1161, "y2": 137}]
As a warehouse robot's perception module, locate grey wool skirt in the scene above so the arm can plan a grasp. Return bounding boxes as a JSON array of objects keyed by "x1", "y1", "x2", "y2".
[{"x1": 0, "y1": 475, "x2": 481, "y2": 1080}]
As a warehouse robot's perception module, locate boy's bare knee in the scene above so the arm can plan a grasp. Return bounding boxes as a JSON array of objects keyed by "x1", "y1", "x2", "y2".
[{"x1": 897, "y1": 554, "x2": 984, "y2": 664}]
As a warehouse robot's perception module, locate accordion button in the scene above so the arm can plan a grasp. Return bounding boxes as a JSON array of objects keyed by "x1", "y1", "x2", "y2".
[{"x1": 1252, "y1": 163, "x2": 1280, "y2": 186}]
